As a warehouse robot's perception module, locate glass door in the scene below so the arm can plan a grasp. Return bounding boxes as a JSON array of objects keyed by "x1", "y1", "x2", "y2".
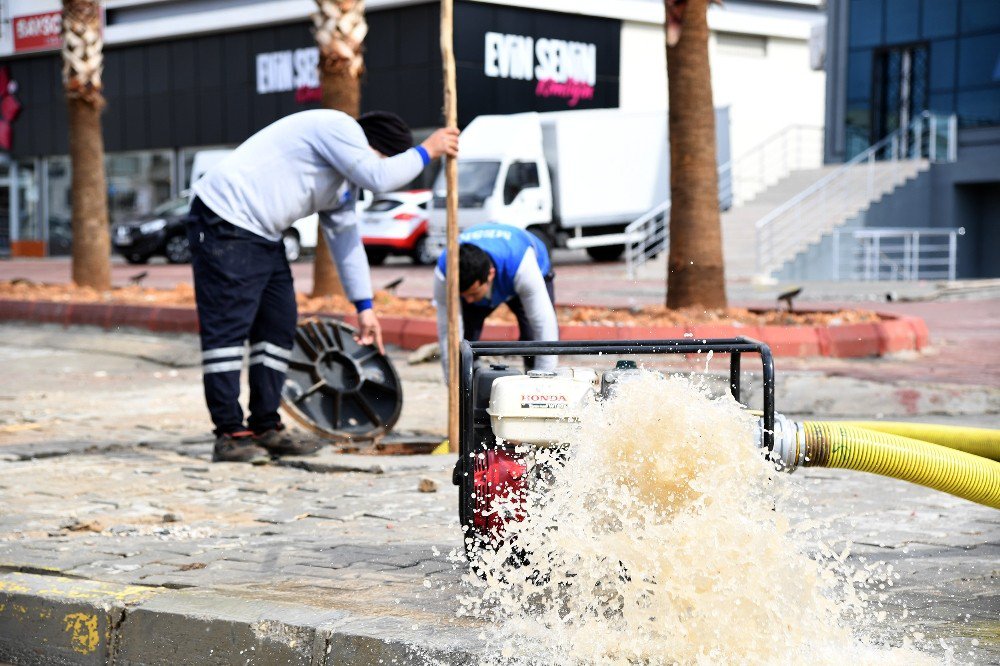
[{"x1": 872, "y1": 43, "x2": 929, "y2": 149}]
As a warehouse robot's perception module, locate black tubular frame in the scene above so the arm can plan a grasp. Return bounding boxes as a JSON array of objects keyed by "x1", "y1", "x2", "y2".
[{"x1": 458, "y1": 336, "x2": 775, "y2": 456}]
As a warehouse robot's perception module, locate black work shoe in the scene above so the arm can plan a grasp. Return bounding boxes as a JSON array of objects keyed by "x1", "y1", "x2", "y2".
[
  {"x1": 213, "y1": 430, "x2": 270, "y2": 463},
  {"x1": 253, "y1": 426, "x2": 322, "y2": 457}
]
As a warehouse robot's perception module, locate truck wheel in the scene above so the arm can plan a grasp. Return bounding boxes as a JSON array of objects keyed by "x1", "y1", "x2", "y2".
[
  {"x1": 527, "y1": 226, "x2": 554, "y2": 258},
  {"x1": 164, "y1": 234, "x2": 192, "y2": 264},
  {"x1": 586, "y1": 244, "x2": 624, "y2": 262},
  {"x1": 365, "y1": 246, "x2": 388, "y2": 266}
]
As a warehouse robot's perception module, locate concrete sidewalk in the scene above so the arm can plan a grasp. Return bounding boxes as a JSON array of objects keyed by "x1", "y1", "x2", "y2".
[{"x1": 0, "y1": 323, "x2": 998, "y2": 663}]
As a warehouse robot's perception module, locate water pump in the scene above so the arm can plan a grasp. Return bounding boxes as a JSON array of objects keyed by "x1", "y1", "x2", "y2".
[
  {"x1": 451, "y1": 338, "x2": 776, "y2": 556},
  {"x1": 450, "y1": 340, "x2": 1000, "y2": 559}
]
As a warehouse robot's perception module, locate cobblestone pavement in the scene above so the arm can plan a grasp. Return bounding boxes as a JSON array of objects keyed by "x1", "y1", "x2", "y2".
[{"x1": 0, "y1": 323, "x2": 997, "y2": 663}]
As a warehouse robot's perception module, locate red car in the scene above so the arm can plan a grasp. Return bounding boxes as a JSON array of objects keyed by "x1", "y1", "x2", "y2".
[{"x1": 359, "y1": 190, "x2": 436, "y2": 265}]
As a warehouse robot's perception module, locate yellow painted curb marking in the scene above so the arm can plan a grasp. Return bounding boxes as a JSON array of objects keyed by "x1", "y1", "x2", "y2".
[{"x1": 63, "y1": 612, "x2": 100, "y2": 655}]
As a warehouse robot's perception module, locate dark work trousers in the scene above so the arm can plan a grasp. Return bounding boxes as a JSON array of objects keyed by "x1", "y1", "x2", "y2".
[
  {"x1": 461, "y1": 272, "x2": 556, "y2": 370},
  {"x1": 186, "y1": 198, "x2": 297, "y2": 436}
]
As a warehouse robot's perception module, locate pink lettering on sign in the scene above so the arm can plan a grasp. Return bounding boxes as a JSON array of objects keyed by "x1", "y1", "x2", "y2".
[
  {"x1": 13, "y1": 11, "x2": 63, "y2": 53},
  {"x1": 534, "y1": 78, "x2": 595, "y2": 107},
  {"x1": 295, "y1": 86, "x2": 322, "y2": 104}
]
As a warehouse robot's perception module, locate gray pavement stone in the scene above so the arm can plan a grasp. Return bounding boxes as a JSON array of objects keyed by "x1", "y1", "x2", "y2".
[{"x1": 0, "y1": 323, "x2": 998, "y2": 663}]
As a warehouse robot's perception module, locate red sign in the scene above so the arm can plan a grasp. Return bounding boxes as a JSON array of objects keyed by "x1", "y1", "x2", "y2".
[{"x1": 13, "y1": 11, "x2": 63, "y2": 53}]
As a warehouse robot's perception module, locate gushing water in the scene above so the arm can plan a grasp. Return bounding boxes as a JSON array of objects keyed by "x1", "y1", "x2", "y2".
[{"x1": 459, "y1": 372, "x2": 933, "y2": 665}]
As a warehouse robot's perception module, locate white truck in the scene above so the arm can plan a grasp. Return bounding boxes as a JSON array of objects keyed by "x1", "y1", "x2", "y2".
[{"x1": 427, "y1": 107, "x2": 730, "y2": 261}]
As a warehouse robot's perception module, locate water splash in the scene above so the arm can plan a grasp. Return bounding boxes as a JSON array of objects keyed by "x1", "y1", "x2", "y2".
[{"x1": 459, "y1": 371, "x2": 933, "y2": 665}]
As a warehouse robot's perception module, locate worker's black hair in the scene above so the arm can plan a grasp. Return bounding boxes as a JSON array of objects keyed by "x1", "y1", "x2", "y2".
[
  {"x1": 358, "y1": 111, "x2": 414, "y2": 156},
  {"x1": 459, "y1": 244, "x2": 493, "y2": 292}
]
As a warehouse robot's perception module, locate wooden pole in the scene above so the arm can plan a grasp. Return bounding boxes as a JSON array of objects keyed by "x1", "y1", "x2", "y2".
[{"x1": 441, "y1": 0, "x2": 460, "y2": 453}]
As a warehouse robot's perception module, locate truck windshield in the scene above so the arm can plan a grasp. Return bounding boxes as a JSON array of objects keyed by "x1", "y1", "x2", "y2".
[{"x1": 433, "y1": 160, "x2": 501, "y2": 208}]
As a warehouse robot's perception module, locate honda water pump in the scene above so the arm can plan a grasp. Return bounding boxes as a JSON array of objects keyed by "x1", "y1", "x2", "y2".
[{"x1": 451, "y1": 338, "x2": 776, "y2": 556}]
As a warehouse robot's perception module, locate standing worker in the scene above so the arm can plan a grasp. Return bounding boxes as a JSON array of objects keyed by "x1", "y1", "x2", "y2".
[
  {"x1": 433, "y1": 222, "x2": 559, "y2": 376},
  {"x1": 188, "y1": 109, "x2": 459, "y2": 463}
]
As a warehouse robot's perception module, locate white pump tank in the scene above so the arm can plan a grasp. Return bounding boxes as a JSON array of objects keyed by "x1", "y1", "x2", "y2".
[{"x1": 487, "y1": 368, "x2": 599, "y2": 445}]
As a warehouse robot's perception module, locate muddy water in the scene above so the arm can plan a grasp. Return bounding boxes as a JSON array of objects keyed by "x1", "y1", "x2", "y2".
[{"x1": 460, "y1": 372, "x2": 935, "y2": 665}]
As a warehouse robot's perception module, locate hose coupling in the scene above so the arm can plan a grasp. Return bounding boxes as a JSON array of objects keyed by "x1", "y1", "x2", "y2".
[{"x1": 755, "y1": 412, "x2": 804, "y2": 471}]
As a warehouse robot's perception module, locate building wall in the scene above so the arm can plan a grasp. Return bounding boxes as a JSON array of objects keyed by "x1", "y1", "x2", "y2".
[
  {"x1": 823, "y1": 0, "x2": 999, "y2": 279},
  {"x1": 620, "y1": 20, "x2": 825, "y2": 166}
]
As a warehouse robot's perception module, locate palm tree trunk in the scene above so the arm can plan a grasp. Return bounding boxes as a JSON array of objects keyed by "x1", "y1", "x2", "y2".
[
  {"x1": 62, "y1": 0, "x2": 111, "y2": 291},
  {"x1": 311, "y1": 0, "x2": 367, "y2": 298},
  {"x1": 665, "y1": 0, "x2": 727, "y2": 309}
]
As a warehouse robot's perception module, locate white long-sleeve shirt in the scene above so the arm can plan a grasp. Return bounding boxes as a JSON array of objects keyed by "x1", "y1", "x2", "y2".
[
  {"x1": 433, "y1": 246, "x2": 558, "y2": 378},
  {"x1": 193, "y1": 109, "x2": 425, "y2": 303}
]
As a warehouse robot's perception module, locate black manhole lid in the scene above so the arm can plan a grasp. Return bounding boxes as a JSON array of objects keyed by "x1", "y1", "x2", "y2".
[{"x1": 280, "y1": 317, "x2": 402, "y2": 440}]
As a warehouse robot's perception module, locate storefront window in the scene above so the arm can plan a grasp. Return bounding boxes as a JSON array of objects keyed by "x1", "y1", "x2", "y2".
[
  {"x1": 179, "y1": 145, "x2": 234, "y2": 191},
  {"x1": 0, "y1": 160, "x2": 43, "y2": 257},
  {"x1": 45, "y1": 157, "x2": 72, "y2": 256},
  {"x1": 16, "y1": 161, "x2": 40, "y2": 242},
  {"x1": 41, "y1": 151, "x2": 177, "y2": 255},
  {"x1": 106, "y1": 151, "x2": 174, "y2": 224}
]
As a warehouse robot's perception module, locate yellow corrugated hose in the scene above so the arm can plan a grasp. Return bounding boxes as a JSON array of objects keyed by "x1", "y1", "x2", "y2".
[
  {"x1": 800, "y1": 422, "x2": 1000, "y2": 509},
  {"x1": 837, "y1": 421, "x2": 1000, "y2": 462}
]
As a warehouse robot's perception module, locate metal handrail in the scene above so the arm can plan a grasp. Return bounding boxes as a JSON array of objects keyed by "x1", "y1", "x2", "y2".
[
  {"x1": 719, "y1": 124, "x2": 824, "y2": 206},
  {"x1": 624, "y1": 124, "x2": 824, "y2": 278},
  {"x1": 833, "y1": 227, "x2": 965, "y2": 281},
  {"x1": 755, "y1": 111, "x2": 956, "y2": 278}
]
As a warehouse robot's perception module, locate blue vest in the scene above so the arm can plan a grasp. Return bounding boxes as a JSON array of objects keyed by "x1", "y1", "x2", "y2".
[{"x1": 436, "y1": 223, "x2": 551, "y2": 309}]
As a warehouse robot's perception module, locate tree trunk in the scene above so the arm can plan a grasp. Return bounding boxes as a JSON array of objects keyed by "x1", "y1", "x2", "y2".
[
  {"x1": 62, "y1": 0, "x2": 111, "y2": 291},
  {"x1": 311, "y1": 0, "x2": 367, "y2": 298},
  {"x1": 68, "y1": 98, "x2": 111, "y2": 289},
  {"x1": 665, "y1": 0, "x2": 727, "y2": 309}
]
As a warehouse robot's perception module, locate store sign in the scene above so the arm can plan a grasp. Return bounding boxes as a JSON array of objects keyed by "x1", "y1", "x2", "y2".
[
  {"x1": 13, "y1": 11, "x2": 63, "y2": 53},
  {"x1": 483, "y1": 31, "x2": 597, "y2": 107},
  {"x1": 255, "y1": 47, "x2": 322, "y2": 104}
]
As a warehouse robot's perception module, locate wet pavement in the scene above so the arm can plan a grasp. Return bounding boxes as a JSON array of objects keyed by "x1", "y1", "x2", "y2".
[{"x1": 0, "y1": 322, "x2": 997, "y2": 663}]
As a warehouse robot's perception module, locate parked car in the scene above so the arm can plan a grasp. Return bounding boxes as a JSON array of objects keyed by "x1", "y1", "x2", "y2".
[
  {"x1": 359, "y1": 190, "x2": 435, "y2": 265},
  {"x1": 281, "y1": 188, "x2": 372, "y2": 262},
  {"x1": 111, "y1": 193, "x2": 192, "y2": 264}
]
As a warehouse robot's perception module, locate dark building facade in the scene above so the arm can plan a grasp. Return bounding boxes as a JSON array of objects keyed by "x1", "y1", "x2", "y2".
[
  {"x1": 0, "y1": 1, "x2": 621, "y2": 255},
  {"x1": 824, "y1": 0, "x2": 1000, "y2": 278}
]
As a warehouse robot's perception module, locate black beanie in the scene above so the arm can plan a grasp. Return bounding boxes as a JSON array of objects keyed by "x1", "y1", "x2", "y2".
[{"x1": 358, "y1": 111, "x2": 414, "y2": 156}]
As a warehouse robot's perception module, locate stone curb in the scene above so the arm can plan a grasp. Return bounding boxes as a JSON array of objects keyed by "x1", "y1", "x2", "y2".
[
  {"x1": 0, "y1": 571, "x2": 482, "y2": 665},
  {"x1": 0, "y1": 298, "x2": 928, "y2": 358}
]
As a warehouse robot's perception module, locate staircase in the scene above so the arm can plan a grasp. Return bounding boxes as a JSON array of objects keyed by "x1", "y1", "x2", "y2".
[
  {"x1": 625, "y1": 125, "x2": 823, "y2": 279},
  {"x1": 754, "y1": 112, "x2": 957, "y2": 280},
  {"x1": 722, "y1": 165, "x2": 842, "y2": 280}
]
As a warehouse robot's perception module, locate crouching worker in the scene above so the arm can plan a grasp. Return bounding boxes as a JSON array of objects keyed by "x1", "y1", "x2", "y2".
[
  {"x1": 188, "y1": 109, "x2": 459, "y2": 462},
  {"x1": 433, "y1": 222, "x2": 559, "y2": 377}
]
